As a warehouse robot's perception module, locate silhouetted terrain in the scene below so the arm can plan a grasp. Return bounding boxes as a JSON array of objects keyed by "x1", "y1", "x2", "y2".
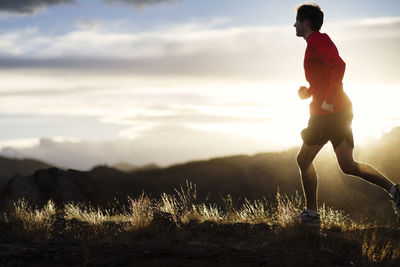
[
  {"x1": 90, "y1": 125, "x2": 400, "y2": 223},
  {"x1": 0, "y1": 168, "x2": 112, "y2": 209},
  {"x1": 0, "y1": 179, "x2": 399, "y2": 266},
  {"x1": 2, "y1": 127, "x2": 400, "y2": 224},
  {"x1": 0, "y1": 156, "x2": 52, "y2": 188},
  {"x1": 1, "y1": 128, "x2": 400, "y2": 266},
  {"x1": 91, "y1": 149, "x2": 300, "y2": 206}
]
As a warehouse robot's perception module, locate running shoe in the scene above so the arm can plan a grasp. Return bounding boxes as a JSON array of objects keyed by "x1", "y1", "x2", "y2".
[
  {"x1": 300, "y1": 209, "x2": 321, "y2": 227},
  {"x1": 391, "y1": 184, "x2": 400, "y2": 214}
]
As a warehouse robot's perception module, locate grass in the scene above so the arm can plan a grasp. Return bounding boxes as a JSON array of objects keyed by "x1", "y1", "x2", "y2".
[
  {"x1": 2, "y1": 180, "x2": 400, "y2": 265},
  {"x1": 6, "y1": 198, "x2": 57, "y2": 239},
  {"x1": 362, "y1": 230, "x2": 399, "y2": 263}
]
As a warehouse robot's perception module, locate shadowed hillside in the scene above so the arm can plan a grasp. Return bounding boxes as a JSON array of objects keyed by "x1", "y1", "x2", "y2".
[
  {"x1": 90, "y1": 135, "x2": 400, "y2": 224},
  {"x1": 91, "y1": 149, "x2": 301, "y2": 206},
  {"x1": 2, "y1": 127, "x2": 400, "y2": 225},
  {"x1": 0, "y1": 183, "x2": 399, "y2": 266},
  {"x1": 0, "y1": 128, "x2": 400, "y2": 265},
  {"x1": 0, "y1": 156, "x2": 52, "y2": 188}
]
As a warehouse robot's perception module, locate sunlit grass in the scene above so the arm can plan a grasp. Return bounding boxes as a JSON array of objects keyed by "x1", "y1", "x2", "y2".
[
  {"x1": 63, "y1": 194, "x2": 153, "y2": 229},
  {"x1": 362, "y1": 230, "x2": 400, "y2": 263},
  {"x1": 62, "y1": 193, "x2": 154, "y2": 240},
  {"x1": 234, "y1": 198, "x2": 272, "y2": 225},
  {"x1": 274, "y1": 190, "x2": 303, "y2": 227},
  {"x1": 158, "y1": 180, "x2": 226, "y2": 224},
  {"x1": 7, "y1": 198, "x2": 56, "y2": 239},
  {"x1": 123, "y1": 194, "x2": 154, "y2": 230},
  {"x1": 3, "y1": 180, "x2": 399, "y2": 264},
  {"x1": 320, "y1": 203, "x2": 374, "y2": 231},
  {"x1": 5, "y1": 181, "x2": 383, "y2": 233}
]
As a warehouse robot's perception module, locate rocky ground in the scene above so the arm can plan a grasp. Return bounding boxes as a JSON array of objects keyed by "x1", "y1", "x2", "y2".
[{"x1": 0, "y1": 216, "x2": 398, "y2": 267}]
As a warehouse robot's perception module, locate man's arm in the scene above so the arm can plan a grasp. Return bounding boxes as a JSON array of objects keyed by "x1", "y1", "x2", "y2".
[{"x1": 298, "y1": 86, "x2": 311, "y2": 99}]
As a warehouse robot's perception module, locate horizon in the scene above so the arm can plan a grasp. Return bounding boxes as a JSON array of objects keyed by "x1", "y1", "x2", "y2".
[{"x1": 0, "y1": 0, "x2": 399, "y2": 170}]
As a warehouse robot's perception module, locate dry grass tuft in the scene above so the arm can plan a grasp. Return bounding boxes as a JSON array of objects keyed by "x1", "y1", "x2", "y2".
[
  {"x1": 274, "y1": 190, "x2": 303, "y2": 227},
  {"x1": 159, "y1": 180, "x2": 204, "y2": 224},
  {"x1": 64, "y1": 202, "x2": 111, "y2": 239},
  {"x1": 194, "y1": 203, "x2": 225, "y2": 223},
  {"x1": 5, "y1": 184, "x2": 384, "y2": 234},
  {"x1": 64, "y1": 202, "x2": 109, "y2": 223},
  {"x1": 235, "y1": 198, "x2": 271, "y2": 225},
  {"x1": 319, "y1": 203, "x2": 373, "y2": 231},
  {"x1": 362, "y1": 230, "x2": 400, "y2": 263},
  {"x1": 63, "y1": 193, "x2": 154, "y2": 240},
  {"x1": 8, "y1": 198, "x2": 56, "y2": 239},
  {"x1": 122, "y1": 193, "x2": 154, "y2": 230},
  {"x1": 3, "y1": 180, "x2": 400, "y2": 266}
]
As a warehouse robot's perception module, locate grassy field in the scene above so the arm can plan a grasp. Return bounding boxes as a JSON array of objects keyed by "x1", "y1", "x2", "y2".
[{"x1": 1, "y1": 181, "x2": 399, "y2": 266}]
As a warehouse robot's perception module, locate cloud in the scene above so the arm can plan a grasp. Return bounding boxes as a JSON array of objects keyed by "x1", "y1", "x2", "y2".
[
  {"x1": 0, "y1": 100, "x2": 285, "y2": 170},
  {"x1": 324, "y1": 17, "x2": 400, "y2": 84},
  {"x1": 0, "y1": 23, "x2": 302, "y2": 82},
  {"x1": 0, "y1": 0, "x2": 182, "y2": 14},
  {"x1": 327, "y1": 17, "x2": 400, "y2": 40},
  {"x1": 0, "y1": 17, "x2": 398, "y2": 169},
  {"x1": 0, "y1": 0, "x2": 75, "y2": 14},
  {"x1": 103, "y1": 0, "x2": 181, "y2": 9},
  {"x1": 76, "y1": 19, "x2": 99, "y2": 31},
  {"x1": 0, "y1": 17, "x2": 398, "y2": 83},
  {"x1": 0, "y1": 124, "x2": 274, "y2": 170}
]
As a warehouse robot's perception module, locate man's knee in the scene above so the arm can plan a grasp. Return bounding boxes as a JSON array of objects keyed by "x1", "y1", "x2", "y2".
[
  {"x1": 339, "y1": 161, "x2": 357, "y2": 175},
  {"x1": 297, "y1": 154, "x2": 310, "y2": 171}
]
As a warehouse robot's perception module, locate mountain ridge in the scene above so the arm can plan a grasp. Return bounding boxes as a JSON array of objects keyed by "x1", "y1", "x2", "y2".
[{"x1": 1, "y1": 127, "x2": 400, "y2": 223}]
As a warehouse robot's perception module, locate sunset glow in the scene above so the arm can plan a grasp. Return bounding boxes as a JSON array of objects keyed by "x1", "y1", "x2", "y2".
[{"x1": 0, "y1": 0, "x2": 399, "y2": 169}]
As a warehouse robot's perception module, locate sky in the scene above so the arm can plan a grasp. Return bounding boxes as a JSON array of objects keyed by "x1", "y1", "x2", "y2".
[{"x1": 0, "y1": 0, "x2": 399, "y2": 170}]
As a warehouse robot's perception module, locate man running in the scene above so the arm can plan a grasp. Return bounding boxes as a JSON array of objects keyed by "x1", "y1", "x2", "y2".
[{"x1": 294, "y1": 3, "x2": 400, "y2": 226}]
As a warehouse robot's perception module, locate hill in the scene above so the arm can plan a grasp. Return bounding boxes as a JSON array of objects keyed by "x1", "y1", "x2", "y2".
[
  {"x1": 90, "y1": 126, "x2": 400, "y2": 224},
  {"x1": 1, "y1": 187, "x2": 399, "y2": 266},
  {"x1": 91, "y1": 148, "x2": 301, "y2": 204},
  {"x1": 1, "y1": 127, "x2": 400, "y2": 224},
  {"x1": 0, "y1": 156, "x2": 52, "y2": 188}
]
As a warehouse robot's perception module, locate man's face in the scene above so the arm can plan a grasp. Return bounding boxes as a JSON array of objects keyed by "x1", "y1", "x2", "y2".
[{"x1": 294, "y1": 16, "x2": 305, "y2": 37}]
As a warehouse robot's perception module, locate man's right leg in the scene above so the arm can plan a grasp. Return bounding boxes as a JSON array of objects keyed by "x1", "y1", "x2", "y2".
[{"x1": 296, "y1": 142, "x2": 324, "y2": 211}]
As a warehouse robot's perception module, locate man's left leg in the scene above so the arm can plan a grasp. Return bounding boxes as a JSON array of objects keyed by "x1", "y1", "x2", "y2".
[
  {"x1": 297, "y1": 142, "x2": 324, "y2": 211},
  {"x1": 334, "y1": 140, "x2": 394, "y2": 192}
]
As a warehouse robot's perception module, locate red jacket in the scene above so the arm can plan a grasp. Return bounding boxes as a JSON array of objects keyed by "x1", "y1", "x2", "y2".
[{"x1": 304, "y1": 31, "x2": 352, "y2": 115}]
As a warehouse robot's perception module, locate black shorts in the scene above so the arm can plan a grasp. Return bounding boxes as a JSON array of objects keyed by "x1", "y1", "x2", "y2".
[{"x1": 301, "y1": 107, "x2": 354, "y2": 149}]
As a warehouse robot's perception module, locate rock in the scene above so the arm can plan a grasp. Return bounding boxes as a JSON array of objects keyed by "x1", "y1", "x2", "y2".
[
  {"x1": 152, "y1": 211, "x2": 179, "y2": 227},
  {"x1": 0, "y1": 168, "x2": 110, "y2": 207},
  {"x1": 4, "y1": 172, "x2": 44, "y2": 204}
]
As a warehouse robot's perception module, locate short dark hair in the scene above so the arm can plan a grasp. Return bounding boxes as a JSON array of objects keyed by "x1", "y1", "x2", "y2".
[{"x1": 296, "y1": 3, "x2": 324, "y2": 31}]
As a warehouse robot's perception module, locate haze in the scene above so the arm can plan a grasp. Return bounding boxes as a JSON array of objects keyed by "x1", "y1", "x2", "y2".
[{"x1": 0, "y1": 0, "x2": 399, "y2": 170}]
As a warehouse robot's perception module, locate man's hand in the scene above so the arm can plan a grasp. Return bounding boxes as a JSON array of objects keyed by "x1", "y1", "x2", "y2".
[
  {"x1": 298, "y1": 86, "x2": 311, "y2": 99},
  {"x1": 321, "y1": 100, "x2": 333, "y2": 112}
]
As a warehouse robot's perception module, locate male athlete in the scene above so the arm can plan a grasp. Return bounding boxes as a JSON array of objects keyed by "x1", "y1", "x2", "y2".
[{"x1": 294, "y1": 3, "x2": 400, "y2": 226}]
